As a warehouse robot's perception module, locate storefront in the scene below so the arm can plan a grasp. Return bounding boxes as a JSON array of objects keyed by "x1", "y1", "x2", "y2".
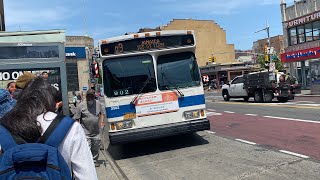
[
  {"x1": 200, "y1": 63, "x2": 260, "y2": 86},
  {"x1": 280, "y1": 1, "x2": 320, "y2": 93}
]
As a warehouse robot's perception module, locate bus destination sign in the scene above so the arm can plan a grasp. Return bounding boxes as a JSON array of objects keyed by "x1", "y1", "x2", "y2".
[{"x1": 101, "y1": 34, "x2": 194, "y2": 56}]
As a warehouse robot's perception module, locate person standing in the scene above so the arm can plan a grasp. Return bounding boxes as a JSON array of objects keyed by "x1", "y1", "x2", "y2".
[
  {"x1": 73, "y1": 93, "x2": 77, "y2": 107},
  {"x1": 73, "y1": 89, "x2": 105, "y2": 167},
  {"x1": 0, "y1": 78, "x2": 98, "y2": 180}
]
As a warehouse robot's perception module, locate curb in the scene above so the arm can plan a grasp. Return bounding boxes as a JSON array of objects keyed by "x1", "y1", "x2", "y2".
[
  {"x1": 100, "y1": 149, "x2": 129, "y2": 180},
  {"x1": 295, "y1": 94, "x2": 320, "y2": 97}
]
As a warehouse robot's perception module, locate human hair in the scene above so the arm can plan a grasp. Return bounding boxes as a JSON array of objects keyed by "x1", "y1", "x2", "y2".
[
  {"x1": 42, "y1": 71, "x2": 48, "y2": 75},
  {"x1": 0, "y1": 77, "x2": 57, "y2": 143},
  {"x1": 6, "y1": 81, "x2": 15, "y2": 89}
]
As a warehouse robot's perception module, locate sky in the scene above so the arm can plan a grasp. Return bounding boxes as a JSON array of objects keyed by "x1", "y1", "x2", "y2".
[{"x1": 3, "y1": 0, "x2": 296, "y2": 50}]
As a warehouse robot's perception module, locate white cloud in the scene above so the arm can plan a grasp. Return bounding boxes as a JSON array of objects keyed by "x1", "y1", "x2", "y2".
[{"x1": 4, "y1": 1, "x2": 78, "y2": 29}]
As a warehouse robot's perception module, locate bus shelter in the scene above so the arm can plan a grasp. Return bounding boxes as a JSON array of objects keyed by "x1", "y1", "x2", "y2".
[{"x1": 0, "y1": 30, "x2": 69, "y2": 115}]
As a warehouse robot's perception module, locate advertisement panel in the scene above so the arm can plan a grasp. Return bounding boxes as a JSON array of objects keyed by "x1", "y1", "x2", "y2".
[{"x1": 0, "y1": 68, "x2": 61, "y2": 93}]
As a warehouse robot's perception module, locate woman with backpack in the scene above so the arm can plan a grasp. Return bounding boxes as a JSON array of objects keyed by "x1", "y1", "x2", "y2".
[{"x1": 0, "y1": 77, "x2": 98, "y2": 180}]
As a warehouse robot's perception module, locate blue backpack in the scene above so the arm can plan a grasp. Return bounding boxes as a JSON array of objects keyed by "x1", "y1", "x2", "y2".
[{"x1": 0, "y1": 115, "x2": 75, "y2": 180}]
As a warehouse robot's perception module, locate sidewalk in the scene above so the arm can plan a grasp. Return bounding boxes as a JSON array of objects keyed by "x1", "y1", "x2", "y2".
[
  {"x1": 295, "y1": 90, "x2": 320, "y2": 97},
  {"x1": 95, "y1": 149, "x2": 128, "y2": 180}
]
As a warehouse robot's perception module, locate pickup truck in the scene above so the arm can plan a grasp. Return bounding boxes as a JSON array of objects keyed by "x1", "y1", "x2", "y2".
[{"x1": 221, "y1": 71, "x2": 294, "y2": 103}]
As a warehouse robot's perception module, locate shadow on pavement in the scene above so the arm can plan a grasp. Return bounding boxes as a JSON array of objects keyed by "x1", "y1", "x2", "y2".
[{"x1": 107, "y1": 133, "x2": 209, "y2": 160}]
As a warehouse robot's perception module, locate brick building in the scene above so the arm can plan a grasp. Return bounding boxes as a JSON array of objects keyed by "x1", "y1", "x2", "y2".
[{"x1": 160, "y1": 19, "x2": 235, "y2": 66}]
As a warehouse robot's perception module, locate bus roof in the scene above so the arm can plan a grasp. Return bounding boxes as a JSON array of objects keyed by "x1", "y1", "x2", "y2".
[{"x1": 100, "y1": 30, "x2": 194, "y2": 44}]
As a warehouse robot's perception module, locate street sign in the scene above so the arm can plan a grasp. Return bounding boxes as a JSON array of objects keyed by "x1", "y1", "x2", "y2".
[{"x1": 83, "y1": 86, "x2": 87, "y2": 91}]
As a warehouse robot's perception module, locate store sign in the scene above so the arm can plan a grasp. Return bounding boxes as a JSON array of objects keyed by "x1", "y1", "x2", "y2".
[
  {"x1": 65, "y1": 47, "x2": 86, "y2": 58},
  {"x1": 285, "y1": 11, "x2": 320, "y2": 28},
  {"x1": 281, "y1": 47, "x2": 320, "y2": 63}
]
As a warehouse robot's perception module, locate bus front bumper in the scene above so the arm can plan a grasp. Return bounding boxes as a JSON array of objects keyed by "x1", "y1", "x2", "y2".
[{"x1": 109, "y1": 119, "x2": 210, "y2": 144}]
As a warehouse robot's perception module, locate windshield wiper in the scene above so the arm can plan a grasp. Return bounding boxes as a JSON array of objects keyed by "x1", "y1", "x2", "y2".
[
  {"x1": 161, "y1": 69, "x2": 184, "y2": 97},
  {"x1": 131, "y1": 76, "x2": 151, "y2": 104}
]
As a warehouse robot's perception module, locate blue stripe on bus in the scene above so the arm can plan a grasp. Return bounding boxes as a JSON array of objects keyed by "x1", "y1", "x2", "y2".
[{"x1": 106, "y1": 94, "x2": 205, "y2": 118}]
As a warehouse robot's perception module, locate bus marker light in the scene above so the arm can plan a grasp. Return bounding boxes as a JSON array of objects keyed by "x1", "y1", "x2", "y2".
[
  {"x1": 101, "y1": 40, "x2": 108, "y2": 44},
  {"x1": 187, "y1": 31, "x2": 192, "y2": 34},
  {"x1": 145, "y1": 33, "x2": 150, "y2": 37},
  {"x1": 201, "y1": 110, "x2": 205, "y2": 117},
  {"x1": 134, "y1": 34, "x2": 139, "y2": 38},
  {"x1": 110, "y1": 123, "x2": 115, "y2": 130},
  {"x1": 156, "y1": 32, "x2": 161, "y2": 36}
]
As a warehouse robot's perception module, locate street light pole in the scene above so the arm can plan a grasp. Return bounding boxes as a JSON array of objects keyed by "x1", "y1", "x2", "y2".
[{"x1": 255, "y1": 21, "x2": 272, "y2": 70}]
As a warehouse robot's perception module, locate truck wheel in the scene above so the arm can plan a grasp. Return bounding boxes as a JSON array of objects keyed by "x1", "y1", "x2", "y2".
[
  {"x1": 243, "y1": 97, "x2": 249, "y2": 102},
  {"x1": 277, "y1": 97, "x2": 288, "y2": 103},
  {"x1": 223, "y1": 91, "x2": 230, "y2": 101},
  {"x1": 263, "y1": 91, "x2": 273, "y2": 103},
  {"x1": 254, "y1": 91, "x2": 263, "y2": 103}
]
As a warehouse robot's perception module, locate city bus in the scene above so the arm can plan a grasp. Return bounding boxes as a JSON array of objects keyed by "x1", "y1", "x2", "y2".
[{"x1": 99, "y1": 30, "x2": 210, "y2": 144}]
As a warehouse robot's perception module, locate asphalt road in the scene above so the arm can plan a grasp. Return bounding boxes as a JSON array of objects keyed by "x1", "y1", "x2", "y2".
[{"x1": 106, "y1": 93, "x2": 320, "y2": 180}]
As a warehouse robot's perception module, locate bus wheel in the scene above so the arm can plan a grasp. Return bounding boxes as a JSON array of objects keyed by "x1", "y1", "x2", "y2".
[{"x1": 254, "y1": 90, "x2": 263, "y2": 103}]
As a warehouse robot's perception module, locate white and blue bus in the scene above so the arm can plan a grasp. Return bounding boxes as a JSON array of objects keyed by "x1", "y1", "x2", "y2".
[{"x1": 99, "y1": 30, "x2": 210, "y2": 144}]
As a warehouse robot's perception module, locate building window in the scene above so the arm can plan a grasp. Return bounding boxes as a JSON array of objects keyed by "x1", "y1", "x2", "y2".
[
  {"x1": 305, "y1": 23, "x2": 313, "y2": 42},
  {"x1": 289, "y1": 27, "x2": 297, "y2": 45},
  {"x1": 297, "y1": 25, "x2": 305, "y2": 43},
  {"x1": 313, "y1": 21, "x2": 320, "y2": 40},
  {"x1": 66, "y1": 59, "x2": 79, "y2": 92},
  {"x1": 287, "y1": 20, "x2": 320, "y2": 45}
]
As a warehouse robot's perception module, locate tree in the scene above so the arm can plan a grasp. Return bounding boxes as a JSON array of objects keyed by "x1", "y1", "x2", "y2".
[{"x1": 256, "y1": 54, "x2": 283, "y2": 71}]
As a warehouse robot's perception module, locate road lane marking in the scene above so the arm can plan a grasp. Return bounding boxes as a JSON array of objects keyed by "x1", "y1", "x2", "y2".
[
  {"x1": 214, "y1": 101, "x2": 320, "y2": 109},
  {"x1": 245, "y1": 114, "x2": 258, "y2": 116},
  {"x1": 207, "y1": 109, "x2": 216, "y2": 112},
  {"x1": 224, "y1": 111, "x2": 235, "y2": 114},
  {"x1": 263, "y1": 116, "x2": 320, "y2": 124},
  {"x1": 207, "y1": 112, "x2": 222, "y2": 116},
  {"x1": 205, "y1": 130, "x2": 216, "y2": 134},
  {"x1": 235, "y1": 139, "x2": 257, "y2": 145},
  {"x1": 279, "y1": 150, "x2": 309, "y2": 159}
]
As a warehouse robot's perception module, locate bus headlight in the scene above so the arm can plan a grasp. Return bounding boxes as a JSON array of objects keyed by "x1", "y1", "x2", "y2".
[
  {"x1": 115, "y1": 120, "x2": 133, "y2": 130},
  {"x1": 184, "y1": 110, "x2": 200, "y2": 119}
]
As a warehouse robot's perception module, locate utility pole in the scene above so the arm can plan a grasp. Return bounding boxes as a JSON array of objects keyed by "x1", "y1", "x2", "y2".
[{"x1": 255, "y1": 21, "x2": 272, "y2": 70}]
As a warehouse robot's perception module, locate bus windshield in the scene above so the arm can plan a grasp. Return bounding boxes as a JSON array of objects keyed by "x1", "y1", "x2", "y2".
[
  {"x1": 103, "y1": 55, "x2": 157, "y2": 97},
  {"x1": 157, "y1": 52, "x2": 200, "y2": 90}
]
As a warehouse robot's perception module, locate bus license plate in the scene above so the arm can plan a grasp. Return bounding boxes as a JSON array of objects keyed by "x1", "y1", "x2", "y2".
[{"x1": 124, "y1": 113, "x2": 136, "y2": 120}]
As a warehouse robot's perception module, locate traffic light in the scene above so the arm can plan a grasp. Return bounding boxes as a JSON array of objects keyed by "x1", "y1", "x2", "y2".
[
  {"x1": 209, "y1": 56, "x2": 215, "y2": 63},
  {"x1": 264, "y1": 45, "x2": 269, "y2": 62},
  {"x1": 264, "y1": 45, "x2": 268, "y2": 54}
]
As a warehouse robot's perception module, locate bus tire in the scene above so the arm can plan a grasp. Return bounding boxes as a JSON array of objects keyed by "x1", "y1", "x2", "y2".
[
  {"x1": 223, "y1": 90, "x2": 230, "y2": 101},
  {"x1": 254, "y1": 90, "x2": 263, "y2": 103}
]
